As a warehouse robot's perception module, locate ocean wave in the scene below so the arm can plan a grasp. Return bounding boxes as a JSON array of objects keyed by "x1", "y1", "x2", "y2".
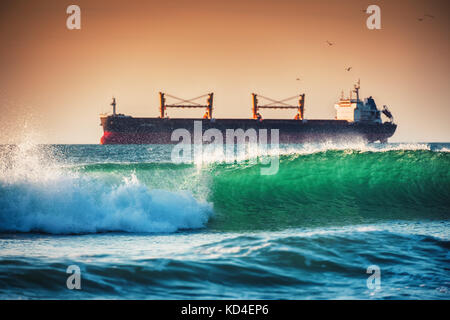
[
  {"x1": 0, "y1": 173, "x2": 212, "y2": 234},
  {"x1": 206, "y1": 148, "x2": 450, "y2": 230},
  {"x1": 0, "y1": 142, "x2": 448, "y2": 233},
  {"x1": 0, "y1": 143, "x2": 212, "y2": 234},
  {"x1": 1, "y1": 225, "x2": 448, "y2": 299}
]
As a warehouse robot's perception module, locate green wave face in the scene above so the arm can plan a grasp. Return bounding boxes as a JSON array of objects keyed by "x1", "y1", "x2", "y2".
[
  {"x1": 77, "y1": 149, "x2": 450, "y2": 232},
  {"x1": 207, "y1": 150, "x2": 450, "y2": 230}
]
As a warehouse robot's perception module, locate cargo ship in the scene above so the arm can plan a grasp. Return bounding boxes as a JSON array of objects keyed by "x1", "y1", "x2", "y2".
[{"x1": 100, "y1": 81, "x2": 396, "y2": 144}]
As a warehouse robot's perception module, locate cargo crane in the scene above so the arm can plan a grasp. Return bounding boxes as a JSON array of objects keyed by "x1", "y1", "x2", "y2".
[
  {"x1": 159, "y1": 92, "x2": 214, "y2": 119},
  {"x1": 251, "y1": 93, "x2": 306, "y2": 121}
]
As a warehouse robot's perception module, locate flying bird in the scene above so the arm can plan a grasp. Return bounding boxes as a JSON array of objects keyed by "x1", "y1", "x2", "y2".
[
  {"x1": 418, "y1": 14, "x2": 435, "y2": 22},
  {"x1": 345, "y1": 67, "x2": 352, "y2": 72},
  {"x1": 326, "y1": 40, "x2": 334, "y2": 46}
]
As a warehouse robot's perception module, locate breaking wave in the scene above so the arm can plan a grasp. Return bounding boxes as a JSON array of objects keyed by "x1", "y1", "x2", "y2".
[
  {"x1": 0, "y1": 143, "x2": 212, "y2": 234},
  {"x1": 0, "y1": 142, "x2": 449, "y2": 234}
]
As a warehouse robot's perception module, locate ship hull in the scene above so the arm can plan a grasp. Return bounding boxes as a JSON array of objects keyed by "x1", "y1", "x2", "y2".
[{"x1": 100, "y1": 117, "x2": 397, "y2": 144}]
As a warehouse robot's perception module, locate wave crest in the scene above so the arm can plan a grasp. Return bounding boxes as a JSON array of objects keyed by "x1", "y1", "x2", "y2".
[{"x1": 0, "y1": 144, "x2": 212, "y2": 234}]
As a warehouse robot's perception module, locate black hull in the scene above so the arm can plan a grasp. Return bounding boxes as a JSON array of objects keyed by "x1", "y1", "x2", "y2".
[{"x1": 100, "y1": 117, "x2": 397, "y2": 144}]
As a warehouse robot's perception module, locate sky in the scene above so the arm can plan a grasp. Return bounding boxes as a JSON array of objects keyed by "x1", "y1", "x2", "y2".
[{"x1": 0, "y1": 0, "x2": 449, "y2": 143}]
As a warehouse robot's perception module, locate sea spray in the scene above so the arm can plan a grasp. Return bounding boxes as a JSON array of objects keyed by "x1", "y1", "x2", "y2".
[{"x1": 0, "y1": 143, "x2": 212, "y2": 234}]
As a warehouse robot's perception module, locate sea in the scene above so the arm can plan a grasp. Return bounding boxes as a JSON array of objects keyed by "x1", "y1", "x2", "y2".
[{"x1": 0, "y1": 142, "x2": 448, "y2": 299}]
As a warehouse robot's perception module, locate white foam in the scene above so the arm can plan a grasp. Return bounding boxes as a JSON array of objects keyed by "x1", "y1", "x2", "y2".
[
  {"x1": 0, "y1": 143, "x2": 212, "y2": 234},
  {"x1": 435, "y1": 147, "x2": 450, "y2": 152},
  {"x1": 174, "y1": 140, "x2": 438, "y2": 167},
  {"x1": 275, "y1": 141, "x2": 432, "y2": 157}
]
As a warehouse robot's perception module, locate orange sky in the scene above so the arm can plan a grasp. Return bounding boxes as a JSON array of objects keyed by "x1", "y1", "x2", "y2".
[{"x1": 0, "y1": 0, "x2": 449, "y2": 143}]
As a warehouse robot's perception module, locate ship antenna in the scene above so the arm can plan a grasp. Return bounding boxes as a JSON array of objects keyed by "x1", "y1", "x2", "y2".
[{"x1": 353, "y1": 79, "x2": 360, "y2": 101}]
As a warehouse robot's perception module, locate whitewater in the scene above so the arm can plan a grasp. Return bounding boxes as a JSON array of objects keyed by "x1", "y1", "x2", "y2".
[{"x1": 0, "y1": 142, "x2": 448, "y2": 299}]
